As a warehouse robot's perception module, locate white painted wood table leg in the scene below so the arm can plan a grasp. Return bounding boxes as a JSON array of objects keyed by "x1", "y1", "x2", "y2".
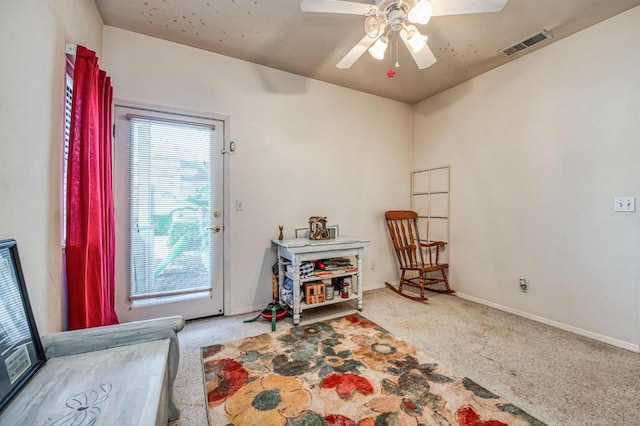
[
  {"x1": 357, "y1": 251, "x2": 363, "y2": 310},
  {"x1": 278, "y1": 254, "x2": 285, "y2": 307},
  {"x1": 292, "y1": 256, "x2": 301, "y2": 325}
]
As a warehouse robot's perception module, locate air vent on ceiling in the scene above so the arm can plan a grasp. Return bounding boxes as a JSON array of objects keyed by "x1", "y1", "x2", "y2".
[{"x1": 499, "y1": 30, "x2": 552, "y2": 57}]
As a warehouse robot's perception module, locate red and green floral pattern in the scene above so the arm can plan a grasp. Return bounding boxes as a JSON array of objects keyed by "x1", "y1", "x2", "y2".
[{"x1": 202, "y1": 314, "x2": 545, "y2": 426}]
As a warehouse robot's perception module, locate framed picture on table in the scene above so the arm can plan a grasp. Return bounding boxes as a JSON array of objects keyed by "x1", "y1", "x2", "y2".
[
  {"x1": 295, "y1": 225, "x2": 339, "y2": 239},
  {"x1": 0, "y1": 239, "x2": 46, "y2": 413}
]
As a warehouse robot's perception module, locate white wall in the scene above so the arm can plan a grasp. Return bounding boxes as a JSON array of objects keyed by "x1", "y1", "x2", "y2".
[
  {"x1": 101, "y1": 27, "x2": 412, "y2": 318},
  {"x1": 0, "y1": 0, "x2": 103, "y2": 334},
  {"x1": 9, "y1": 1, "x2": 632, "y2": 348},
  {"x1": 413, "y1": 7, "x2": 640, "y2": 350}
]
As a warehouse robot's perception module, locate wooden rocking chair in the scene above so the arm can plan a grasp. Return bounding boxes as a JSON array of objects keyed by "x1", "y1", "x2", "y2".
[{"x1": 384, "y1": 210, "x2": 453, "y2": 301}]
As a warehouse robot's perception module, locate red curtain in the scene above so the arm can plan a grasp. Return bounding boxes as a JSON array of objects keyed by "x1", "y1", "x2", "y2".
[{"x1": 66, "y1": 45, "x2": 119, "y2": 330}]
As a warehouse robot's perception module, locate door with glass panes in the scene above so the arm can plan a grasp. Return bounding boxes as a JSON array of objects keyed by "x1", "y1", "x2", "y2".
[{"x1": 114, "y1": 106, "x2": 224, "y2": 321}]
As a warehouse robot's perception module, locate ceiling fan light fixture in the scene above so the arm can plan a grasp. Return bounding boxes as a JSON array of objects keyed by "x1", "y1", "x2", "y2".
[
  {"x1": 368, "y1": 36, "x2": 389, "y2": 60},
  {"x1": 402, "y1": 25, "x2": 428, "y2": 53},
  {"x1": 364, "y1": 15, "x2": 386, "y2": 38},
  {"x1": 408, "y1": 0, "x2": 432, "y2": 25}
]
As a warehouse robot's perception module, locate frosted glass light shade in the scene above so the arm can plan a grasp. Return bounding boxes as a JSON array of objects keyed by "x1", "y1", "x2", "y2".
[
  {"x1": 404, "y1": 25, "x2": 428, "y2": 52},
  {"x1": 368, "y1": 36, "x2": 389, "y2": 60},
  {"x1": 408, "y1": 0, "x2": 432, "y2": 25}
]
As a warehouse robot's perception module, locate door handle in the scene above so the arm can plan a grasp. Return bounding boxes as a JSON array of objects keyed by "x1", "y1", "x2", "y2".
[{"x1": 208, "y1": 226, "x2": 221, "y2": 233}]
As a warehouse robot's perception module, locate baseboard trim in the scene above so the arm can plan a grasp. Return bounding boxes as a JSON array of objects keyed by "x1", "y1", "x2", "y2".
[
  {"x1": 455, "y1": 292, "x2": 640, "y2": 353},
  {"x1": 227, "y1": 304, "x2": 270, "y2": 317}
]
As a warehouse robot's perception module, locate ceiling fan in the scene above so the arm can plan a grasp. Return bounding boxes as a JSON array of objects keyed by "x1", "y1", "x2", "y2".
[{"x1": 301, "y1": 0, "x2": 509, "y2": 70}]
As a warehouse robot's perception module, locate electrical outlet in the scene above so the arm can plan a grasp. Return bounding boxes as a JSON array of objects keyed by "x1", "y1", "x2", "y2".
[
  {"x1": 370, "y1": 261, "x2": 376, "y2": 270},
  {"x1": 235, "y1": 200, "x2": 244, "y2": 211},
  {"x1": 614, "y1": 197, "x2": 636, "y2": 212},
  {"x1": 519, "y1": 277, "x2": 528, "y2": 292}
]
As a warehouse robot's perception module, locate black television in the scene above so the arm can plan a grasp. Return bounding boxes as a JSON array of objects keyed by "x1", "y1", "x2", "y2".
[{"x1": 0, "y1": 239, "x2": 46, "y2": 412}]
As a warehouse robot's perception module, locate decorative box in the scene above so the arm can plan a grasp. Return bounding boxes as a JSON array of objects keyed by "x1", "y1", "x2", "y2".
[{"x1": 304, "y1": 281, "x2": 326, "y2": 304}]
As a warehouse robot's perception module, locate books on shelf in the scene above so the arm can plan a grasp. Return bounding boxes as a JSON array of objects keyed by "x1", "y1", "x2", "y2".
[
  {"x1": 312, "y1": 266, "x2": 357, "y2": 277},
  {"x1": 283, "y1": 258, "x2": 357, "y2": 279},
  {"x1": 314, "y1": 258, "x2": 353, "y2": 272}
]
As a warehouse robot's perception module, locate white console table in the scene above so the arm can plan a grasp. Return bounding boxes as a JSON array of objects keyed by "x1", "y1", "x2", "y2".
[
  {"x1": 271, "y1": 237, "x2": 369, "y2": 325},
  {"x1": 0, "y1": 316, "x2": 184, "y2": 425}
]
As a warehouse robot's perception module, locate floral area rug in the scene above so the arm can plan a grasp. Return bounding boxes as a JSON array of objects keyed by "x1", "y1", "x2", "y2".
[{"x1": 201, "y1": 313, "x2": 546, "y2": 426}]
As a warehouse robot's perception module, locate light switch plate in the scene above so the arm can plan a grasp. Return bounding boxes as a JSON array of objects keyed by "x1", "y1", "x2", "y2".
[{"x1": 614, "y1": 197, "x2": 636, "y2": 212}]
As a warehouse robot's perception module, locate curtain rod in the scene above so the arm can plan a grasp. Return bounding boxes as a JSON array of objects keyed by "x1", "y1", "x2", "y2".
[{"x1": 65, "y1": 43, "x2": 77, "y2": 55}]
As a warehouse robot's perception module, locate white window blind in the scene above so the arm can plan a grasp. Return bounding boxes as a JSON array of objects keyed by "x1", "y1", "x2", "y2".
[
  {"x1": 62, "y1": 72, "x2": 73, "y2": 247},
  {"x1": 127, "y1": 115, "x2": 215, "y2": 301}
]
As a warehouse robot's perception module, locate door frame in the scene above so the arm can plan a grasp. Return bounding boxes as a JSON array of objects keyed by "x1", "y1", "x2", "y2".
[{"x1": 112, "y1": 100, "x2": 231, "y2": 322}]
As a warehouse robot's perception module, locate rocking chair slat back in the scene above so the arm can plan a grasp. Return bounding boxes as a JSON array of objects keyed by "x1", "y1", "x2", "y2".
[
  {"x1": 384, "y1": 210, "x2": 453, "y2": 301},
  {"x1": 386, "y1": 211, "x2": 423, "y2": 268}
]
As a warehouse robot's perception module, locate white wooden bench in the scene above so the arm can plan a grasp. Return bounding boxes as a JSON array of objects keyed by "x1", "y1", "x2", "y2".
[{"x1": 0, "y1": 316, "x2": 184, "y2": 425}]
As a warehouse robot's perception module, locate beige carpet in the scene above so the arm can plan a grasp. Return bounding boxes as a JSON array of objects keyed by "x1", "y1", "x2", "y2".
[{"x1": 169, "y1": 288, "x2": 640, "y2": 426}]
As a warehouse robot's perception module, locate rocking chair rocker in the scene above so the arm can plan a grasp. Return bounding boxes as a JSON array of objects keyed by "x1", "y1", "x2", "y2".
[{"x1": 384, "y1": 210, "x2": 453, "y2": 301}]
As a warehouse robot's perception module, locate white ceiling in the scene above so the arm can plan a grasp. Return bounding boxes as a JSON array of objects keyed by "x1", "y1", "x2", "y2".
[{"x1": 94, "y1": 0, "x2": 640, "y2": 104}]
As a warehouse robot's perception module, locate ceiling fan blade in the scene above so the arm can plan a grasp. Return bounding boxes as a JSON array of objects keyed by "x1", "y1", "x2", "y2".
[
  {"x1": 401, "y1": 37, "x2": 437, "y2": 69},
  {"x1": 337, "y1": 34, "x2": 378, "y2": 69},
  {"x1": 430, "y1": 0, "x2": 508, "y2": 16},
  {"x1": 301, "y1": 0, "x2": 375, "y2": 15}
]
